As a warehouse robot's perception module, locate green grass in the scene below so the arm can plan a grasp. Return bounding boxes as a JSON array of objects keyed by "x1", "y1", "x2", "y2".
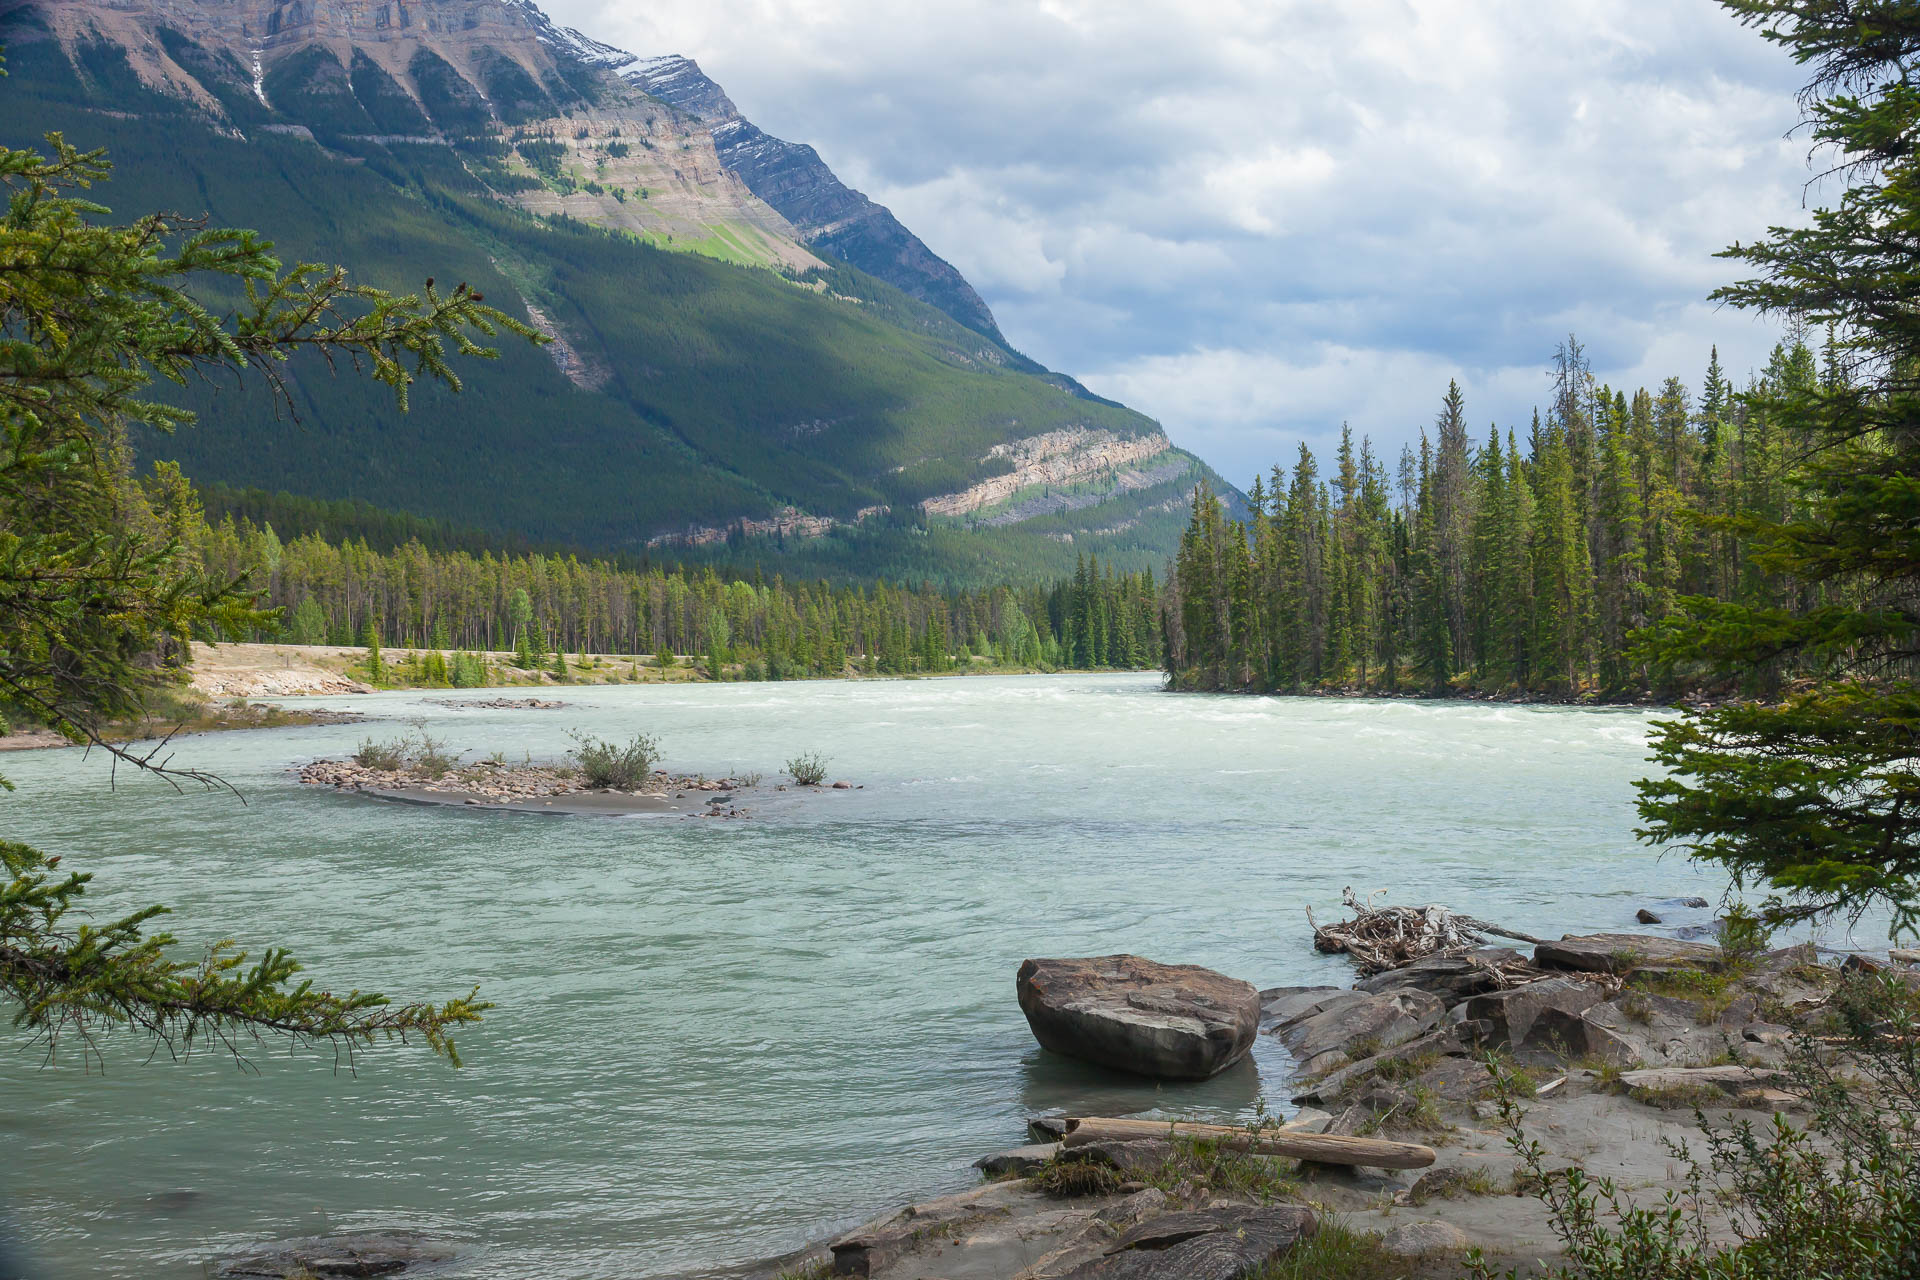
[
  {"x1": 1247, "y1": 1220, "x2": 1409, "y2": 1280},
  {"x1": 1627, "y1": 967, "x2": 1739, "y2": 1022}
]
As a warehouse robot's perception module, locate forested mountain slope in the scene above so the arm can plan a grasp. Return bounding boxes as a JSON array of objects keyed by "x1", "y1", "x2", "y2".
[{"x1": 0, "y1": 0, "x2": 1225, "y2": 583}]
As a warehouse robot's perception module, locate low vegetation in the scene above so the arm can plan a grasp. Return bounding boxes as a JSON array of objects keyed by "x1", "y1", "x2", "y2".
[
  {"x1": 1470, "y1": 973, "x2": 1920, "y2": 1280},
  {"x1": 1248, "y1": 1220, "x2": 1407, "y2": 1280},
  {"x1": 787, "y1": 752, "x2": 831, "y2": 787},
  {"x1": 569, "y1": 732, "x2": 662, "y2": 790}
]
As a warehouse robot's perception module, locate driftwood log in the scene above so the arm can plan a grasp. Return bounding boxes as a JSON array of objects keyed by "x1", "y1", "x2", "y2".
[
  {"x1": 1062, "y1": 1116, "x2": 1436, "y2": 1170},
  {"x1": 1307, "y1": 887, "x2": 1546, "y2": 975}
]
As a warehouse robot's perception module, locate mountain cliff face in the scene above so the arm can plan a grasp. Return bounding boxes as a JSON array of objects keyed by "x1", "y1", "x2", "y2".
[
  {"x1": 627, "y1": 54, "x2": 1005, "y2": 340},
  {"x1": 1, "y1": 0, "x2": 821, "y2": 268},
  {"x1": 0, "y1": 0, "x2": 1231, "y2": 583}
]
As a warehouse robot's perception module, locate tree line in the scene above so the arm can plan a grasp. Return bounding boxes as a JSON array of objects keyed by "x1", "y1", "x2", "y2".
[
  {"x1": 178, "y1": 477, "x2": 1161, "y2": 680},
  {"x1": 1164, "y1": 332, "x2": 1825, "y2": 698}
]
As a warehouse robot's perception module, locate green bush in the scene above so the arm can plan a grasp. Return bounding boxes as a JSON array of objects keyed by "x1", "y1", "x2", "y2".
[
  {"x1": 1718, "y1": 904, "x2": 1774, "y2": 970},
  {"x1": 787, "y1": 751, "x2": 830, "y2": 786},
  {"x1": 411, "y1": 730, "x2": 460, "y2": 780},
  {"x1": 570, "y1": 731, "x2": 660, "y2": 789},
  {"x1": 353, "y1": 736, "x2": 406, "y2": 770},
  {"x1": 1470, "y1": 973, "x2": 1920, "y2": 1280}
]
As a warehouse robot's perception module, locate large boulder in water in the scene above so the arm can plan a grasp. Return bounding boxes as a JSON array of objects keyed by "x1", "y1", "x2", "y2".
[{"x1": 1017, "y1": 955, "x2": 1260, "y2": 1080}]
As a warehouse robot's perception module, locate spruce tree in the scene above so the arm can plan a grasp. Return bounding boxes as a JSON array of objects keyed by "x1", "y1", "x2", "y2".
[
  {"x1": 1637, "y1": 1, "x2": 1920, "y2": 931},
  {"x1": 0, "y1": 129, "x2": 513, "y2": 1061}
]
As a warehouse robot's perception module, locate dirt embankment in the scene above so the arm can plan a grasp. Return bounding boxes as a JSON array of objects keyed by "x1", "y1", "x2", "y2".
[{"x1": 188, "y1": 642, "x2": 377, "y2": 697}]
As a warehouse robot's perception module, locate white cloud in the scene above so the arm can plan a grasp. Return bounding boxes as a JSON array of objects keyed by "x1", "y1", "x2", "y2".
[{"x1": 547, "y1": 0, "x2": 1817, "y2": 482}]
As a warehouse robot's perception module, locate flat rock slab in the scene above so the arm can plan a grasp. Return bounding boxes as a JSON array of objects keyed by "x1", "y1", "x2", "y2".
[
  {"x1": 1019, "y1": 956, "x2": 1259, "y2": 1080},
  {"x1": 1059, "y1": 1206, "x2": 1316, "y2": 1280},
  {"x1": 1380, "y1": 1220, "x2": 1471, "y2": 1257},
  {"x1": 212, "y1": 1232, "x2": 458, "y2": 1278},
  {"x1": 1578, "y1": 993, "x2": 1733, "y2": 1068},
  {"x1": 1536, "y1": 933, "x2": 1722, "y2": 975},
  {"x1": 1617, "y1": 1065, "x2": 1786, "y2": 1094},
  {"x1": 1060, "y1": 1138, "x2": 1176, "y2": 1175},
  {"x1": 976, "y1": 1142, "x2": 1062, "y2": 1176},
  {"x1": 1257, "y1": 986, "x2": 1347, "y2": 1029},
  {"x1": 1270, "y1": 988, "x2": 1445, "y2": 1076},
  {"x1": 1460, "y1": 977, "x2": 1607, "y2": 1052},
  {"x1": 1291, "y1": 1025, "x2": 1465, "y2": 1105}
]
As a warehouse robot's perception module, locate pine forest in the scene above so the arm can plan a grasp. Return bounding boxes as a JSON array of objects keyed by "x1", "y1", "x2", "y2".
[{"x1": 1163, "y1": 333, "x2": 1828, "y2": 698}]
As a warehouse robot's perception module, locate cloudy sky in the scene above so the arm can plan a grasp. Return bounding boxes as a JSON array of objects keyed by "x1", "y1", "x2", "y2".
[{"x1": 550, "y1": 0, "x2": 1814, "y2": 484}]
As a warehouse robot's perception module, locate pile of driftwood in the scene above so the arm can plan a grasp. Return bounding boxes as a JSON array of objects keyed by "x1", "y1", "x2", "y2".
[{"x1": 1307, "y1": 887, "x2": 1546, "y2": 976}]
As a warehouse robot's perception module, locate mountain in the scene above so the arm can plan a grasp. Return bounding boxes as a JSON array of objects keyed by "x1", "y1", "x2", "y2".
[
  {"x1": 626, "y1": 54, "x2": 1004, "y2": 341},
  {"x1": 0, "y1": 0, "x2": 1232, "y2": 584}
]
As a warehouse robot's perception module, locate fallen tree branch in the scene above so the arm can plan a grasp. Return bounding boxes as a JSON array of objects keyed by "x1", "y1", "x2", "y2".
[{"x1": 1307, "y1": 887, "x2": 1544, "y2": 974}]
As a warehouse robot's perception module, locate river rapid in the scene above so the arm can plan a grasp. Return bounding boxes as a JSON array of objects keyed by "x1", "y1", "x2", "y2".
[{"x1": 1, "y1": 674, "x2": 1752, "y2": 1278}]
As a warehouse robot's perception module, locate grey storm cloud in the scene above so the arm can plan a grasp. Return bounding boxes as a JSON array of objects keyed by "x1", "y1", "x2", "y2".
[{"x1": 546, "y1": 0, "x2": 1816, "y2": 483}]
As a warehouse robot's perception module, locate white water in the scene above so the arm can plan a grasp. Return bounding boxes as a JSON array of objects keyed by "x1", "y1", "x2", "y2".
[{"x1": 0, "y1": 674, "x2": 1744, "y2": 1277}]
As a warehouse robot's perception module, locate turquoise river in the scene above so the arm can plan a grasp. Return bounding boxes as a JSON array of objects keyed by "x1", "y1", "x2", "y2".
[{"x1": 2, "y1": 673, "x2": 1816, "y2": 1278}]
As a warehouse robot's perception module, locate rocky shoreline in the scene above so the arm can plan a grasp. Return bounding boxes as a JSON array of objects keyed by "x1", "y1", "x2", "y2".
[
  {"x1": 742, "y1": 905, "x2": 1900, "y2": 1280},
  {"x1": 196, "y1": 898, "x2": 1912, "y2": 1280}
]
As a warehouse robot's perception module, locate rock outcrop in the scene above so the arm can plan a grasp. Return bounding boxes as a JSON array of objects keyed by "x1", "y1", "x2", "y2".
[
  {"x1": 1266, "y1": 987, "x2": 1446, "y2": 1076},
  {"x1": 1057, "y1": 1206, "x2": 1316, "y2": 1280},
  {"x1": 626, "y1": 53, "x2": 1006, "y2": 339},
  {"x1": 1017, "y1": 956, "x2": 1260, "y2": 1080},
  {"x1": 1536, "y1": 932, "x2": 1724, "y2": 975},
  {"x1": 921, "y1": 429, "x2": 1177, "y2": 521}
]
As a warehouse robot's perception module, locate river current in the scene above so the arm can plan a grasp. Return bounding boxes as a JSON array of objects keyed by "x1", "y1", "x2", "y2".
[{"x1": 2, "y1": 674, "x2": 1749, "y2": 1277}]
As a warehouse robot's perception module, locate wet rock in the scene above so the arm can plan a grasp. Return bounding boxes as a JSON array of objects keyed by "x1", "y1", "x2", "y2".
[
  {"x1": 975, "y1": 1142, "x2": 1061, "y2": 1175},
  {"x1": 1536, "y1": 933, "x2": 1723, "y2": 976},
  {"x1": 1637, "y1": 908, "x2": 1663, "y2": 924},
  {"x1": 1460, "y1": 977, "x2": 1608, "y2": 1051},
  {"x1": 1059, "y1": 1205, "x2": 1316, "y2": 1280},
  {"x1": 1018, "y1": 955, "x2": 1260, "y2": 1080},
  {"x1": 211, "y1": 1232, "x2": 456, "y2": 1279},
  {"x1": 1270, "y1": 988, "x2": 1445, "y2": 1076},
  {"x1": 1354, "y1": 948, "x2": 1525, "y2": 1003},
  {"x1": 1678, "y1": 896, "x2": 1711, "y2": 909},
  {"x1": 1380, "y1": 1220, "x2": 1471, "y2": 1256}
]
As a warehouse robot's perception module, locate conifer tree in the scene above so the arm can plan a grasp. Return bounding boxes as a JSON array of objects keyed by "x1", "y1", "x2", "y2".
[
  {"x1": 1637, "y1": 0, "x2": 1920, "y2": 932},
  {"x1": 1, "y1": 126, "x2": 514, "y2": 1061}
]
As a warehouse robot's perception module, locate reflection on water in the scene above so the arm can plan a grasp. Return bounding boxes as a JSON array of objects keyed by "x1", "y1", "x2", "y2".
[{"x1": 1, "y1": 675, "x2": 1707, "y2": 1279}]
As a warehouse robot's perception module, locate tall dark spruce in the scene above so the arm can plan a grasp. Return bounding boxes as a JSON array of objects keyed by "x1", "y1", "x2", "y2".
[
  {"x1": 1636, "y1": 0, "x2": 1920, "y2": 933},
  {"x1": 1164, "y1": 0, "x2": 1920, "y2": 934}
]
